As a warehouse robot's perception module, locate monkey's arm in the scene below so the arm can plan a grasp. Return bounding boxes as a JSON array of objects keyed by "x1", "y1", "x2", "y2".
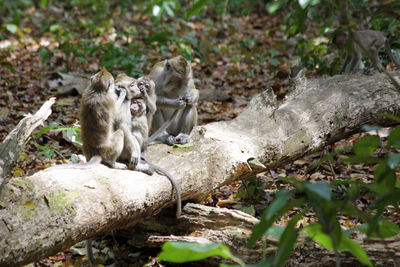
[
  {"x1": 156, "y1": 95, "x2": 187, "y2": 109},
  {"x1": 115, "y1": 88, "x2": 126, "y2": 108},
  {"x1": 185, "y1": 88, "x2": 199, "y2": 105},
  {"x1": 120, "y1": 124, "x2": 140, "y2": 169},
  {"x1": 340, "y1": 54, "x2": 352, "y2": 74}
]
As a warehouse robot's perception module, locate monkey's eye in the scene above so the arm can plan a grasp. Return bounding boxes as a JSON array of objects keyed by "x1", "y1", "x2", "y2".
[{"x1": 129, "y1": 82, "x2": 136, "y2": 88}]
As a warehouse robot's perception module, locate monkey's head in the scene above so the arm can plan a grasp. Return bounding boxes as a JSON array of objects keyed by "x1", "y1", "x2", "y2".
[
  {"x1": 115, "y1": 73, "x2": 140, "y2": 100},
  {"x1": 90, "y1": 68, "x2": 114, "y2": 92},
  {"x1": 137, "y1": 76, "x2": 155, "y2": 95},
  {"x1": 165, "y1": 55, "x2": 191, "y2": 80},
  {"x1": 130, "y1": 99, "x2": 146, "y2": 115},
  {"x1": 332, "y1": 32, "x2": 348, "y2": 50}
]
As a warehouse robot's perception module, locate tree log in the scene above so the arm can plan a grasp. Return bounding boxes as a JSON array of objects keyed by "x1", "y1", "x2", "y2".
[
  {"x1": 0, "y1": 97, "x2": 56, "y2": 179},
  {"x1": 1, "y1": 72, "x2": 400, "y2": 266}
]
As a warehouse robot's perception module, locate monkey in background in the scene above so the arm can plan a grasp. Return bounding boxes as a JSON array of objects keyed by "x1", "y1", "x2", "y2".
[
  {"x1": 149, "y1": 55, "x2": 199, "y2": 145},
  {"x1": 333, "y1": 30, "x2": 400, "y2": 74}
]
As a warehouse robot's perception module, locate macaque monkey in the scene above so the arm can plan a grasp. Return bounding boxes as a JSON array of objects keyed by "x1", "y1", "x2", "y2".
[
  {"x1": 114, "y1": 74, "x2": 182, "y2": 218},
  {"x1": 149, "y1": 55, "x2": 199, "y2": 145},
  {"x1": 137, "y1": 76, "x2": 157, "y2": 130},
  {"x1": 333, "y1": 30, "x2": 400, "y2": 74},
  {"x1": 77, "y1": 68, "x2": 126, "y2": 169}
]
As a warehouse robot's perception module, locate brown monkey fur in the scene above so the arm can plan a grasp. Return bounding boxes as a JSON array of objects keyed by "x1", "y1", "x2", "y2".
[
  {"x1": 333, "y1": 30, "x2": 400, "y2": 74},
  {"x1": 149, "y1": 55, "x2": 199, "y2": 145}
]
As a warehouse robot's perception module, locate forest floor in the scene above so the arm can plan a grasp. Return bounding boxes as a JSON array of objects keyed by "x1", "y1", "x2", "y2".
[{"x1": 0, "y1": 6, "x2": 398, "y2": 267}]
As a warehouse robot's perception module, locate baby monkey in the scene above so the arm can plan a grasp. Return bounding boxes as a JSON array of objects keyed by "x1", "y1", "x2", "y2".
[{"x1": 333, "y1": 30, "x2": 400, "y2": 74}]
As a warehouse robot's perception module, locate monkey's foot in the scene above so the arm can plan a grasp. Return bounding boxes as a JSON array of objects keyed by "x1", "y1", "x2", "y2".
[
  {"x1": 165, "y1": 135, "x2": 176, "y2": 146},
  {"x1": 363, "y1": 67, "x2": 379, "y2": 75},
  {"x1": 113, "y1": 162, "x2": 128, "y2": 169},
  {"x1": 175, "y1": 133, "x2": 190, "y2": 144}
]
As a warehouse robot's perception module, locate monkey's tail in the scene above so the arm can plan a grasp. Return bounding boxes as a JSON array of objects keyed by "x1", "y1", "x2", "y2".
[
  {"x1": 149, "y1": 162, "x2": 182, "y2": 218},
  {"x1": 148, "y1": 109, "x2": 180, "y2": 143},
  {"x1": 385, "y1": 40, "x2": 400, "y2": 68},
  {"x1": 44, "y1": 155, "x2": 103, "y2": 171}
]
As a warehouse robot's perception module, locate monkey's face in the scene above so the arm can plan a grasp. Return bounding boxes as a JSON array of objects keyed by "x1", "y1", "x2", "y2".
[
  {"x1": 115, "y1": 74, "x2": 140, "y2": 100},
  {"x1": 131, "y1": 99, "x2": 146, "y2": 115},
  {"x1": 138, "y1": 77, "x2": 155, "y2": 95},
  {"x1": 90, "y1": 68, "x2": 114, "y2": 92},
  {"x1": 165, "y1": 56, "x2": 190, "y2": 80},
  {"x1": 333, "y1": 33, "x2": 348, "y2": 50}
]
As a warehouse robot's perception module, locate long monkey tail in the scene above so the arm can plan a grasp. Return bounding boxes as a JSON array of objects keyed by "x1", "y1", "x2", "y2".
[
  {"x1": 148, "y1": 162, "x2": 182, "y2": 218},
  {"x1": 385, "y1": 40, "x2": 400, "y2": 68}
]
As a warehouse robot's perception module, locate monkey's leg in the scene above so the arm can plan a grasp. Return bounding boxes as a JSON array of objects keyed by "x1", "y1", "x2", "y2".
[
  {"x1": 174, "y1": 105, "x2": 197, "y2": 144},
  {"x1": 105, "y1": 129, "x2": 127, "y2": 169},
  {"x1": 340, "y1": 54, "x2": 352, "y2": 74},
  {"x1": 134, "y1": 159, "x2": 155, "y2": 175}
]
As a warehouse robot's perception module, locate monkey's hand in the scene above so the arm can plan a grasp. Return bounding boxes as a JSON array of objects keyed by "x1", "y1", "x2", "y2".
[
  {"x1": 129, "y1": 154, "x2": 139, "y2": 170},
  {"x1": 174, "y1": 98, "x2": 187, "y2": 109},
  {"x1": 184, "y1": 92, "x2": 196, "y2": 105}
]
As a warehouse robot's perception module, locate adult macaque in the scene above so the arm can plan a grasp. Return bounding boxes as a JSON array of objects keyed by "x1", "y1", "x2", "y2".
[
  {"x1": 149, "y1": 55, "x2": 199, "y2": 145},
  {"x1": 79, "y1": 68, "x2": 126, "y2": 169},
  {"x1": 333, "y1": 30, "x2": 400, "y2": 74}
]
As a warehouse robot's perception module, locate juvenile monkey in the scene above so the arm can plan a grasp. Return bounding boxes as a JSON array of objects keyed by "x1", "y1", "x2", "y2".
[
  {"x1": 129, "y1": 92, "x2": 182, "y2": 218},
  {"x1": 333, "y1": 30, "x2": 400, "y2": 74},
  {"x1": 149, "y1": 55, "x2": 199, "y2": 145},
  {"x1": 137, "y1": 76, "x2": 157, "y2": 130},
  {"x1": 115, "y1": 74, "x2": 183, "y2": 217}
]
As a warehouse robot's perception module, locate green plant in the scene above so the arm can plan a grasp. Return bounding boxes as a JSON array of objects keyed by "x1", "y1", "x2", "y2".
[{"x1": 34, "y1": 123, "x2": 81, "y2": 160}]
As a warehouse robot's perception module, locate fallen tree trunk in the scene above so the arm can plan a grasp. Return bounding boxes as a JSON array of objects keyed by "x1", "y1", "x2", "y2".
[
  {"x1": 0, "y1": 97, "x2": 56, "y2": 179},
  {"x1": 1, "y1": 72, "x2": 400, "y2": 266}
]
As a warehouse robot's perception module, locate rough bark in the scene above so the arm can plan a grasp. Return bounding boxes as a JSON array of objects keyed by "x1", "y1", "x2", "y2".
[
  {"x1": 0, "y1": 97, "x2": 56, "y2": 179},
  {"x1": 126, "y1": 203, "x2": 400, "y2": 266},
  {"x1": 1, "y1": 72, "x2": 400, "y2": 266}
]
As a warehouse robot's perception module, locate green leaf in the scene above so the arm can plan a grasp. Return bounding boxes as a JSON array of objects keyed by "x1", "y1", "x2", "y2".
[
  {"x1": 374, "y1": 161, "x2": 396, "y2": 193},
  {"x1": 6, "y1": 24, "x2": 18, "y2": 34},
  {"x1": 340, "y1": 235, "x2": 372, "y2": 266},
  {"x1": 265, "y1": 225, "x2": 286, "y2": 239},
  {"x1": 304, "y1": 181, "x2": 331, "y2": 201},
  {"x1": 273, "y1": 213, "x2": 301, "y2": 266},
  {"x1": 387, "y1": 126, "x2": 400, "y2": 148},
  {"x1": 359, "y1": 220, "x2": 399, "y2": 238},
  {"x1": 381, "y1": 113, "x2": 400, "y2": 123},
  {"x1": 35, "y1": 123, "x2": 60, "y2": 138},
  {"x1": 388, "y1": 153, "x2": 400, "y2": 169},
  {"x1": 353, "y1": 135, "x2": 380, "y2": 156},
  {"x1": 39, "y1": 0, "x2": 48, "y2": 8},
  {"x1": 249, "y1": 190, "x2": 300, "y2": 247},
  {"x1": 185, "y1": 0, "x2": 211, "y2": 19},
  {"x1": 146, "y1": 31, "x2": 171, "y2": 44},
  {"x1": 158, "y1": 242, "x2": 244, "y2": 265},
  {"x1": 267, "y1": 0, "x2": 286, "y2": 14},
  {"x1": 50, "y1": 24, "x2": 59, "y2": 32},
  {"x1": 303, "y1": 224, "x2": 372, "y2": 266},
  {"x1": 71, "y1": 154, "x2": 79, "y2": 164}
]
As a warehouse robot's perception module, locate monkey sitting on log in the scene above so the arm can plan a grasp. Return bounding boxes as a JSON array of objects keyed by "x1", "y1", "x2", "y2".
[
  {"x1": 333, "y1": 30, "x2": 400, "y2": 74},
  {"x1": 149, "y1": 55, "x2": 199, "y2": 145},
  {"x1": 114, "y1": 74, "x2": 182, "y2": 218}
]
